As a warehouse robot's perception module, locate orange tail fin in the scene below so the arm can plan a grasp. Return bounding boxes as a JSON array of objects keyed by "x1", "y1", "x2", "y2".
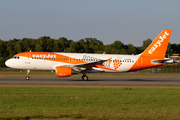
[{"x1": 141, "y1": 30, "x2": 172, "y2": 57}]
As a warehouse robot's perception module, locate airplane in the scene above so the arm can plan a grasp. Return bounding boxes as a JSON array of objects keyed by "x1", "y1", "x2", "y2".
[{"x1": 5, "y1": 30, "x2": 173, "y2": 81}]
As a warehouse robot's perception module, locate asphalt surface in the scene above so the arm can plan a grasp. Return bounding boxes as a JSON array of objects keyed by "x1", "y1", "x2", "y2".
[{"x1": 0, "y1": 77, "x2": 180, "y2": 86}]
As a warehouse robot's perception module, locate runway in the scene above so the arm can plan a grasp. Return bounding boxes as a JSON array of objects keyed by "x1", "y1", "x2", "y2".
[{"x1": 0, "y1": 78, "x2": 180, "y2": 86}]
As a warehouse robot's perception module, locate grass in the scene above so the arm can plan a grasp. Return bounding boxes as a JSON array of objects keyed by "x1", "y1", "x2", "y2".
[
  {"x1": 1, "y1": 86, "x2": 180, "y2": 120},
  {"x1": 0, "y1": 71, "x2": 180, "y2": 78}
]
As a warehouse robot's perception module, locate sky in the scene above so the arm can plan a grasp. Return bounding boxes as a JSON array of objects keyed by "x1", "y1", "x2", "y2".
[{"x1": 0, "y1": 0, "x2": 179, "y2": 46}]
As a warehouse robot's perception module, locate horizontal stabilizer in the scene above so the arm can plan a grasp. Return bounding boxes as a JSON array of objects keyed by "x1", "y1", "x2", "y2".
[{"x1": 151, "y1": 58, "x2": 174, "y2": 64}]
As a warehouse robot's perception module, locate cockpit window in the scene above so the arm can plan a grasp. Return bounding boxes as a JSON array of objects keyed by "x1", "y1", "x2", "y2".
[{"x1": 12, "y1": 56, "x2": 20, "y2": 59}]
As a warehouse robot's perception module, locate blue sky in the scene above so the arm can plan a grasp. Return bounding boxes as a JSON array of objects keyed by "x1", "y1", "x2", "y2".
[{"x1": 0, "y1": 0, "x2": 179, "y2": 46}]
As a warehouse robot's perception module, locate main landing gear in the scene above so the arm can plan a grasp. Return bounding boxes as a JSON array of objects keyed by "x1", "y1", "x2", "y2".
[
  {"x1": 25, "y1": 70, "x2": 89, "y2": 81},
  {"x1": 25, "y1": 69, "x2": 30, "y2": 80},
  {"x1": 82, "y1": 73, "x2": 88, "y2": 81}
]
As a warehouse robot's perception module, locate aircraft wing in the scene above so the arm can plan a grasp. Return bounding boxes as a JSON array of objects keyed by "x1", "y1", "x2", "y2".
[
  {"x1": 61, "y1": 58, "x2": 111, "y2": 69},
  {"x1": 74, "y1": 59, "x2": 107, "y2": 68}
]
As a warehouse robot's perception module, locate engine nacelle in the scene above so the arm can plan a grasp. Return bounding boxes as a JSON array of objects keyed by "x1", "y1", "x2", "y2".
[
  {"x1": 56, "y1": 67, "x2": 79, "y2": 77},
  {"x1": 56, "y1": 67, "x2": 72, "y2": 77}
]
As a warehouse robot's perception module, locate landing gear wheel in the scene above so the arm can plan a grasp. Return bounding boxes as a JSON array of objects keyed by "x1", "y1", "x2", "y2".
[
  {"x1": 25, "y1": 76, "x2": 30, "y2": 80},
  {"x1": 25, "y1": 69, "x2": 30, "y2": 80},
  {"x1": 82, "y1": 75, "x2": 88, "y2": 81}
]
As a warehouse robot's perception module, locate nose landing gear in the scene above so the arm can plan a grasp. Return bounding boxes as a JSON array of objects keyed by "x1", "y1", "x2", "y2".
[{"x1": 25, "y1": 70, "x2": 30, "y2": 80}]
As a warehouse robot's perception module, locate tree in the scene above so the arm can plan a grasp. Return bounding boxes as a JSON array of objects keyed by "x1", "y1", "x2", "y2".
[
  {"x1": 64, "y1": 41, "x2": 77, "y2": 52},
  {"x1": 0, "y1": 40, "x2": 7, "y2": 57},
  {"x1": 77, "y1": 39, "x2": 89, "y2": 53},
  {"x1": 6, "y1": 39, "x2": 16, "y2": 58},
  {"x1": 177, "y1": 44, "x2": 180, "y2": 54},
  {"x1": 53, "y1": 40, "x2": 59, "y2": 52},
  {"x1": 35, "y1": 43, "x2": 43, "y2": 51},
  {"x1": 142, "y1": 38, "x2": 152, "y2": 50},
  {"x1": 167, "y1": 43, "x2": 171, "y2": 55},
  {"x1": 127, "y1": 44, "x2": 136, "y2": 54},
  {"x1": 0, "y1": 57, "x2": 5, "y2": 67},
  {"x1": 14, "y1": 39, "x2": 22, "y2": 53},
  {"x1": 46, "y1": 39, "x2": 54, "y2": 52},
  {"x1": 106, "y1": 41, "x2": 125, "y2": 54},
  {"x1": 22, "y1": 38, "x2": 35, "y2": 51},
  {"x1": 58, "y1": 37, "x2": 70, "y2": 52},
  {"x1": 21, "y1": 38, "x2": 31, "y2": 52}
]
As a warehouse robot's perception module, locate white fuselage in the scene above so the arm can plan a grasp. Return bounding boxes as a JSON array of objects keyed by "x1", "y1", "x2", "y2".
[{"x1": 5, "y1": 52, "x2": 139, "y2": 73}]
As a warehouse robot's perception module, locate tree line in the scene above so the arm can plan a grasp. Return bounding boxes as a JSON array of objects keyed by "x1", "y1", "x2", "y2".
[{"x1": 0, "y1": 36, "x2": 179, "y2": 67}]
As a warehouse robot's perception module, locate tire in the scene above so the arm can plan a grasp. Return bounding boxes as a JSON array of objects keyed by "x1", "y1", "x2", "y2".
[
  {"x1": 25, "y1": 76, "x2": 30, "y2": 80},
  {"x1": 82, "y1": 75, "x2": 88, "y2": 81}
]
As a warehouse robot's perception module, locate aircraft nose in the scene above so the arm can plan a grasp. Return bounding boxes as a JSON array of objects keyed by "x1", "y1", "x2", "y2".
[{"x1": 5, "y1": 59, "x2": 12, "y2": 67}]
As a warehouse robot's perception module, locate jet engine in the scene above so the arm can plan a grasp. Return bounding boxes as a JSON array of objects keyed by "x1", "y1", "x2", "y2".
[{"x1": 56, "y1": 67, "x2": 78, "y2": 77}]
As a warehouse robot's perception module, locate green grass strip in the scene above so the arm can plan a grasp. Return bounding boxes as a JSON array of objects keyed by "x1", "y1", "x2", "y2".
[{"x1": 0, "y1": 86, "x2": 180, "y2": 120}]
